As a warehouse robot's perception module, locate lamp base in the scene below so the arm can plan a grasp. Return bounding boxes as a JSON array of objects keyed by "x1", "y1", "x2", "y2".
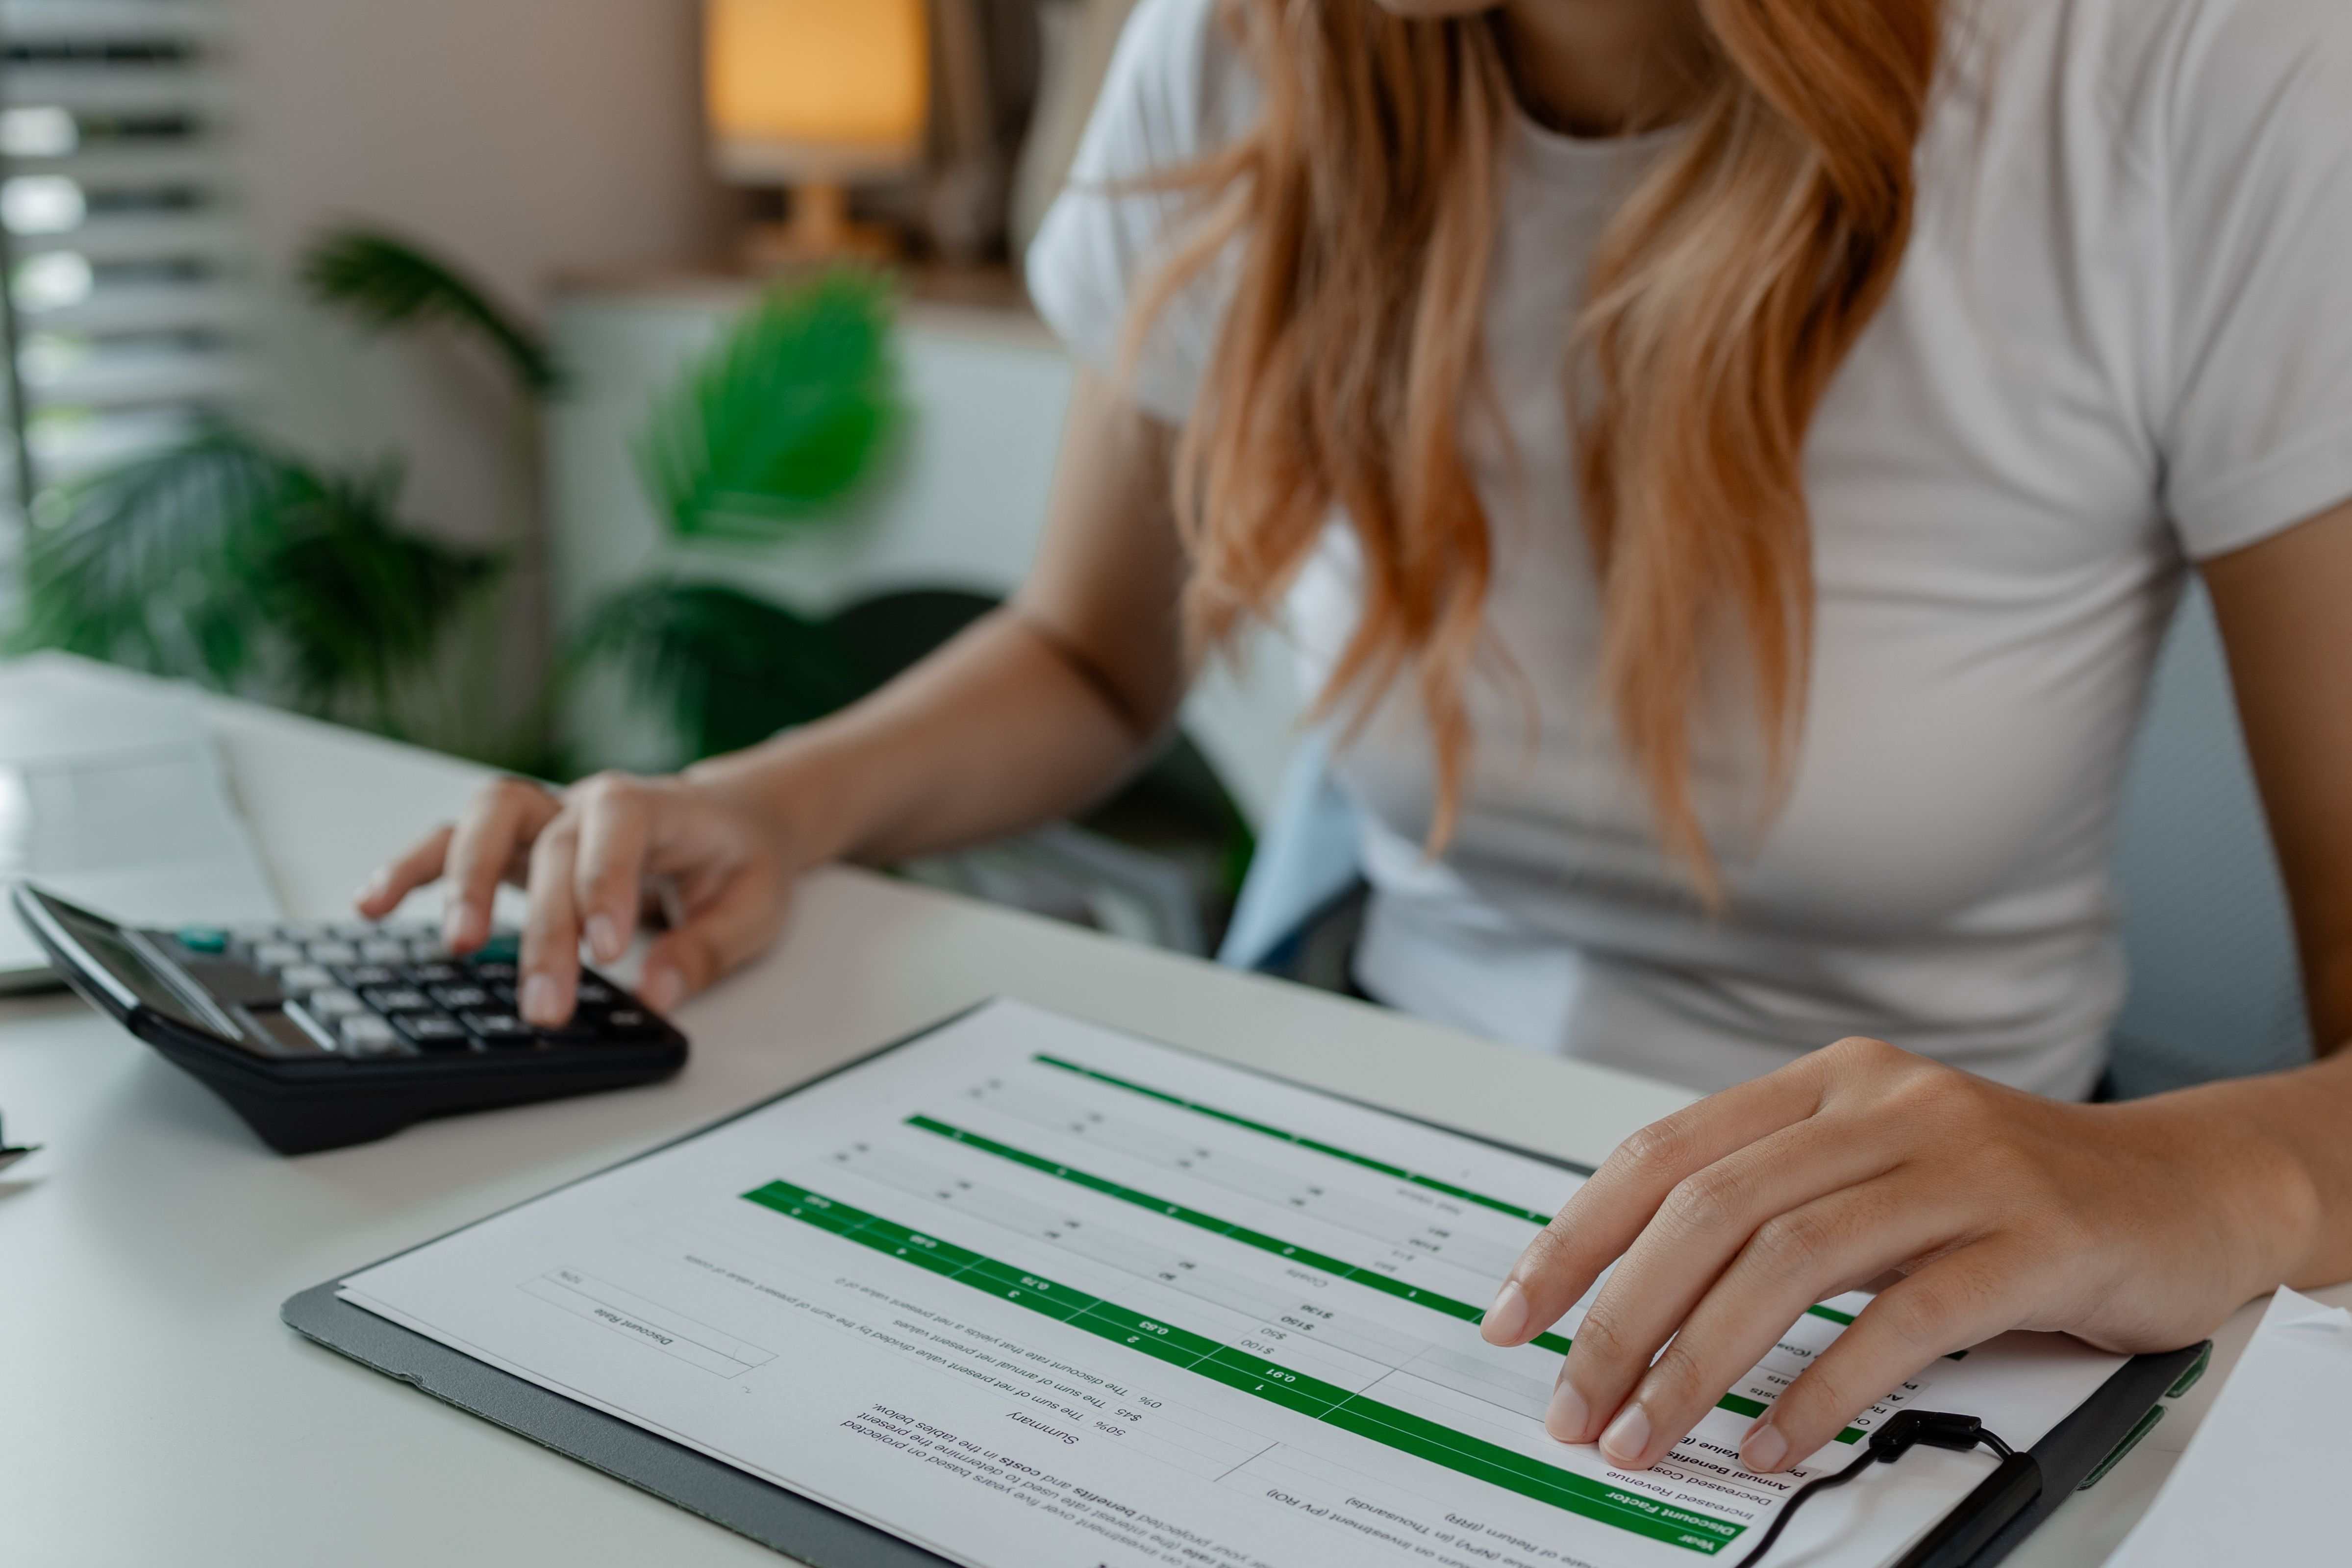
[{"x1": 744, "y1": 179, "x2": 900, "y2": 267}]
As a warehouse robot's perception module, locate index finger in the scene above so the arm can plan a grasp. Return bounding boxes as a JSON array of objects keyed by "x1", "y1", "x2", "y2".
[
  {"x1": 442, "y1": 777, "x2": 560, "y2": 952},
  {"x1": 1482, "y1": 1057, "x2": 1835, "y2": 1347},
  {"x1": 355, "y1": 823, "x2": 454, "y2": 919}
]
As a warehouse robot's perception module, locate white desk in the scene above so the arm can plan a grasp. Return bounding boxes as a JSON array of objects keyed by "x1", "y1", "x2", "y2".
[{"x1": 0, "y1": 655, "x2": 2334, "y2": 1566}]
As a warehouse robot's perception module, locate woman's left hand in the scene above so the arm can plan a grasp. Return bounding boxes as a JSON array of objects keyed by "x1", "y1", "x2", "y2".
[{"x1": 1476, "y1": 1035, "x2": 2317, "y2": 1474}]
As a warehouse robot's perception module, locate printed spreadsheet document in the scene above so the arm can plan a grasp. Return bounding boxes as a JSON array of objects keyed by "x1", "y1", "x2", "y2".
[{"x1": 340, "y1": 998, "x2": 2127, "y2": 1568}]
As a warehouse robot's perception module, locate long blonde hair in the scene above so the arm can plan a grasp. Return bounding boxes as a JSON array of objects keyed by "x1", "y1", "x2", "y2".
[{"x1": 1135, "y1": 0, "x2": 1940, "y2": 896}]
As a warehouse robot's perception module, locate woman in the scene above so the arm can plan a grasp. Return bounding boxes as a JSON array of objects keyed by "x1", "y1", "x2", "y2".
[{"x1": 362, "y1": 0, "x2": 2352, "y2": 1481}]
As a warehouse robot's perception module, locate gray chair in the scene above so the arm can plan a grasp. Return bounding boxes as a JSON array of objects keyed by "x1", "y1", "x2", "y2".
[
  {"x1": 1219, "y1": 581, "x2": 2314, "y2": 1097},
  {"x1": 2106, "y1": 582, "x2": 2311, "y2": 1095}
]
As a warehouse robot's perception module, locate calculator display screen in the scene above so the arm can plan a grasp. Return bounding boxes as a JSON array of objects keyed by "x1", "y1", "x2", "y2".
[{"x1": 48, "y1": 899, "x2": 227, "y2": 1039}]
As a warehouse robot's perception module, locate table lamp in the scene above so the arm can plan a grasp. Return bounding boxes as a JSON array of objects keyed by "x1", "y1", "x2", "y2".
[{"x1": 705, "y1": 0, "x2": 931, "y2": 263}]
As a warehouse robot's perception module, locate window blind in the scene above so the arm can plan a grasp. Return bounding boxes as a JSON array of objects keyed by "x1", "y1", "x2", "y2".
[{"x1": 0, "y1": 0, "x2": 243, "y2": 510}]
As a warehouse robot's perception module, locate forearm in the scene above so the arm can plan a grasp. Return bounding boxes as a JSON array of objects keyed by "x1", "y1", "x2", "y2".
[
  {"x1": 2134, "y1": 1046, "x2": 2352, "y2": 1292},
  {"x1": 685, "y1": 606, "x2": 1168, "y2": 870},
  {"x1": 2203, "y1": 502, "x2": 2352, "y2": 1289}
]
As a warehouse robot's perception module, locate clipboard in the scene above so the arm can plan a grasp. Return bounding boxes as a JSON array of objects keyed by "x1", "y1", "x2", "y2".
[{"x1": 283, "y1": 1005, "x2": 2208, "y2": 1568}]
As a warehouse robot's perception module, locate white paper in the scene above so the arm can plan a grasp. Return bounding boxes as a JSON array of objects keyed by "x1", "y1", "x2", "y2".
[
  {"x1": 2105, "y1": 1286, "x2": 2352, "y2": 1568},
  {"x1": 341, "y1": 999, "x2": 2126, "y2": 1568},
  {"x1": 0, "y1": 686, "x2": 280, "y2": 979}
]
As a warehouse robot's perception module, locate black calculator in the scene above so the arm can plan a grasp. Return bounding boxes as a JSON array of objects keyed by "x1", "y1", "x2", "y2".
[{"x1": 10, "y1": 881, "x2": 687, "y2": 1154}]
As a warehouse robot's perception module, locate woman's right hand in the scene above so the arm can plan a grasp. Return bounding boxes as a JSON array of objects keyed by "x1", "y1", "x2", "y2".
[
  {"x1": 353, "y1": 771, "x2": 796, "y2": 1025},
  {"x1": 340, "y1": 378, "x2": 1185, "y2": 1028}
]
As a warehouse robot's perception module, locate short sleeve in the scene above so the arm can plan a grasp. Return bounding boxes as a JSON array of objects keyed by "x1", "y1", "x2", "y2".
[
  {"x1": 1023, "y1": 0, "x2": 1248, "y2": 424},
  {"x1": 2160, "y1": 0, "x2": 2352, "y2": 557}
]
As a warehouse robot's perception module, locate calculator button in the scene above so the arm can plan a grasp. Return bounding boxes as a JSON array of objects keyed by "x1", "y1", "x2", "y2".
[
  {"x1": 305, "y1": 941, "x2": 360, "y2": 966},
  {"x1": 392, "y1": 1012, "x2": 473, "y2": 1049},
  {"x1": 278, "y1": 964, "x2": 335, "y2": 994},
  {"x1": 575, "y1": 981, "x2": 615, "y2": 1005},
  {"x1": 281, "y1": 921, "x2": 331, "y2": 942},
  {"x1": 358, "y1": 939, "x2": 409, "y2": 964},
  {"x1": 530, "y1": 1009, "x2": 601, "y2": 1043},
  {"x1": 460, "y1": 1012, "x2": 537, "y2": 1046},
  {"x1": 337, "y1": 1014, "x2": 405, "y2": 1055},
  {"x1": 335, "y1": 964, "x2": 398, "y2": 988},
  {"x1": 307, "y1": 988, "x2": 366, "y2": 1018},
  {"x1": 330, "y1": 921, "x2": 376, "y2": 940},
  {"x1": 363, "y1": 987, "x2": 432, "y2": 1013},
  {"x1": 475, "y1": 932, "x2": 521, "y2": 962},
  {"x1": 489, "y1": 982, "x2": 519, "y2": 1006},
  {"x1": 600, "y1": 1009, "x2": 665, "y2": 1040},
  {"x1": 406, "y1": 938, "x2": 450, "y2": 963},
  {"x1": 470, "y1": 962, "x2": 518, "y2": 983},
  {"x1": 175, "y1": 924, "x2": 229, "y2": 953},
  {"x1": 430, "y1": 984, "x2": 492, "y2": 1011},
  {"x1": 405, "y1": 961, "x2": 461, "y2": 984},
  {"x1": 251, "y1": 942, "x2": 304, "y2": 971}
]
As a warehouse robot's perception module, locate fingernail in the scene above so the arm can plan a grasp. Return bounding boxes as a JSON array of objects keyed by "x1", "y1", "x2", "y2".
[
  {"x1": 443, "y1": 903, "x2": 480, "y2": 949},
  {"x1": 353, "y1": 873, "x2": 383, "y2": 905},
  {"x1": 1741, "y1": 1422, "x2": 1789, "y2": 1474},
  {"x1": 1545, "y1": 1378, "x2": 1590, "y2": 1443},
  {"x1": 641, "y1": 967, "x2": 683, "y2": 1013},
  {"x1": 521, "y1": 974, "x2": 560, "y2": 1024},
  {"x1": 586, "y1": 914, "x2": 620, "y2": 961},
  {"x1": 1600, "y1": 1402, "x2": 1651, "y2": 1467},
  {"x1": 1483, "y1": 1280, "x2": 1529, "y2": 1344}
]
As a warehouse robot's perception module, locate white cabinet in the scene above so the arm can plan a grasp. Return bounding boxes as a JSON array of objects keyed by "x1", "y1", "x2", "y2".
[{"x1": 544, "y1": 280, "x2": 1301, "y2": 823}]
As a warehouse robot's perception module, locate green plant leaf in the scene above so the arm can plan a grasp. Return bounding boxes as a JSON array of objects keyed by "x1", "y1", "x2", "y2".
[
  {"x1": 9, "y1": 429, "x2": 288, "y2": 686},
  {"x1": 301, "y1": 227, "x2": 558, "y2": 395},
  {"x1": 576, "y1": 581, "x2": 873, "y2": 760},
  {"x1": 253, "y1": 459, "x2": 505, "y2": 725},
  {"x1": 7, "y1": 428, "x2": 501, "y2": 734},
  {"x1": 635, "y1": 269, "x2": 903, "y2": 543}
]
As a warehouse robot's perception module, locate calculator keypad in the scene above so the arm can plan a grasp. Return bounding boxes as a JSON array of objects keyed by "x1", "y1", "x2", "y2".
[
  {"x1": 337, "y1": 1014, "x2": 401, "y2": 1055},
  {"x1": 278, "y1": 964, "x2": 335, "y2": 994},
  {"x1": 395, "y1": 1014, "x2": 472, "y2": 1048},
  {"x1": 227, "y1": 922, "x2": 665, "y2": 1061},
  {"x1": 308, "y1": 988, "x2": 365, "y2": 1018}
]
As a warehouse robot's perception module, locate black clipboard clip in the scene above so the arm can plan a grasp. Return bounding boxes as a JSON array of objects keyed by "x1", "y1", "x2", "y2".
[
  {"x1": 1737, "y1": 1411, "x2": 2040, "y2": 1568},
  {"x1": 1733, "y1": 1338, "x2": 2207, "y2": 1568}
]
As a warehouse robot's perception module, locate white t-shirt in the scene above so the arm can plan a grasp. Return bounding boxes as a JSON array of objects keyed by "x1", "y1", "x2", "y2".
[{"x1": 1026, "y1": 0, "x2": 2352, "y2": 1097}]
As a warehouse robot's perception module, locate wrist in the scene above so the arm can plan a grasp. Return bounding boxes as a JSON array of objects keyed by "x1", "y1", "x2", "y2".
[
  {"x1": 682, "y1": 737, "x2": 854, "y2": 874},
  {"x1": 2138, "y1": 1066, "x2": 2334, "y2": 1293},
  {"x1": 2259, "y1": 1049, "x2": 2352, "y2": 1287}
]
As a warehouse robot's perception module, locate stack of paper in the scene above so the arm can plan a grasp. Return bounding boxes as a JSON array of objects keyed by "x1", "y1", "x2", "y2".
[{"x1": 2105, "y1": 1286, "x2": 2352, "y2": 1566}]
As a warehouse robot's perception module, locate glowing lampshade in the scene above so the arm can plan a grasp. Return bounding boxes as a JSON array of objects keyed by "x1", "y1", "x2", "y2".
[{"x1": 706, "y1": 0, "x2": 930, "y2": 184}]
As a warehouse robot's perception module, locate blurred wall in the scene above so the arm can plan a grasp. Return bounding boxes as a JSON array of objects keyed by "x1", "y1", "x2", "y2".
[
  {"x1": 214, "y1": 0, "x2": 1091, "y2": 757},
  {"x1": 225, "y1": 0, "x2": 731, "y2": 702}
]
